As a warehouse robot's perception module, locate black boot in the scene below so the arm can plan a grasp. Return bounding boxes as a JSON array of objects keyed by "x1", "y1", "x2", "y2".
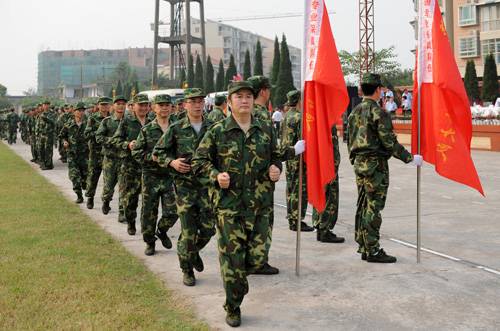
[
  {"x1": 367, "y1": 249, "x2": 397, "y2": 263},
  {"x1": 250, "y1": 262, "x2": 279, "y2": 275},
  {"x1": 225, "y1": 308, "x2": 241, "y2": 327},
  {"x1": 127, "y1": 223, "x2": 136, "y2": 236},
  {"x1": 102, "y1": 201, "x2": 111, "y2": 215},
  {"x1": 155, "y1": 230, "x2": 172, "y2": 249},
  {"x1": 86, "y1": 197, "x2": 94, "y2": 209},
  {"x1": 193, "y1": 252, "x2": 204, "y2": 272},
  {"x1": 290, "y1": 221, "x2": 314, "y2": 232},
  {"x1": 183, "y1": 270, "x2": 196, "y2": 286},
  {"x1": 144, "y1": 242, "x2": 155, "y2": 256},
  {"x1": 75, "y1": 192, "x2": 84, "y2": 204},
  {"x1": 317, "y1": 230, "x2": 345, "y2": 243}
]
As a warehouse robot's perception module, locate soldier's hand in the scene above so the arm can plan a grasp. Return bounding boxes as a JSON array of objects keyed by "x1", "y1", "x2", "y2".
[
  {"x1": 63, "y1": 141, "x2": 69, "y2": 148},
  {"x1": 170, "y1": 158, "x2": 191, "y2": 173},
  {"x1": 269, "y1": 165, "x2": 281, "y2": 182},
  {"x1": 128, "y1": 140, "x2": 136, "y2": 150},
  {"x1": 217, "y1": 172, "x2": 230, "y2": 189},
  {"x1": 294, "y1": 140, "x2": 306, "y2": 156},
  {"x1": 152, "y1": 154, "x2": 158, "y2": 162}
]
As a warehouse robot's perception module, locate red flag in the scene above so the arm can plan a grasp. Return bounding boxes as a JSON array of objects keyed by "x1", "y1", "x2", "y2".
[
  {"x1": 303, "y1": 1, "x2": 349, "y2": 212},
  {"x1": 412, "y1": 0, "x2": 484, "y2": 195}
]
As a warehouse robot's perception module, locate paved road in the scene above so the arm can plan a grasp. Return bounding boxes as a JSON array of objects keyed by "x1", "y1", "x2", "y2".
[{"x1": 5, "y1": 139, "x2": 500, "y2": 330}]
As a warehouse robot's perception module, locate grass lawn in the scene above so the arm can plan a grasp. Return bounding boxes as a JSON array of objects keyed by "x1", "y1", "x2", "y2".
[{"x1": 0, "y1": 142, "x2": 208, "y2": 330}]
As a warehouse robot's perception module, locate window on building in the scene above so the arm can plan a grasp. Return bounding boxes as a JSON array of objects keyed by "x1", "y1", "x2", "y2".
[
  {"x1": 459, "y1": 35, "x2": 479, "y2": 58},
  {"x1": 481, "y1": 4, "x2": 500, "y2": 32},
  {"x1": 481, "y1": 38, "x2": 500, "y2": 63},
  {"x1": 459, "y1": 5, "x2": 477, "y2": 26}
]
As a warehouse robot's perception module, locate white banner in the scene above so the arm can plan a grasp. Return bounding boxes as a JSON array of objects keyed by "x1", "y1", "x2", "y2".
[
  {"x1": 418, "y1": 0, "x2": 436, "y2": 85},
  {"x1": 304, "y1": 0, "x2": 324, "y2": 82}
]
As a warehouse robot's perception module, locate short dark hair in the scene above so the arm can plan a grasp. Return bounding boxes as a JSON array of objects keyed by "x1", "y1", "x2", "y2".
[
  {"x1": 215, "y1": 98, "x2": 226, "y2": 107},
  {"x1": 361, "y1": 83, "x2": 378, "y2": 96}
]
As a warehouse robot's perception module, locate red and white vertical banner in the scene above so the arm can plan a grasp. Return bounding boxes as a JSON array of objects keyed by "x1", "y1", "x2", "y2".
[{"x1": 417, "y1": 0, "x2": 435, "y2": 86}]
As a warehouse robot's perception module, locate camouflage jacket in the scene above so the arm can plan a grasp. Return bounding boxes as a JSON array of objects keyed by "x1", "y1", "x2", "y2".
[
  {"x1": 206, "y1": 106, "x2": 226, "y2": 123},
  {"x1": 95, "y1": 113, "x2": 122, "y2": 158},
  {"x1": 6, "y1": 112, "x2": 19, "y2": 129},
  {"x1": 347, "y1": 98, "x2": 412, "y2": 164},
  {"x1": 192, "y1": 115, "x2": 283, "y2": 217},
  {"x1": 111, "y1": 114, "x2": 151, "y2": 165},
  {"x1": 153, "y1": 116, "x2": 212, "y2": 186},
  {"x1": 59, "y1": 118, "x2": 88, "y2": 156},
  {"x1": 131, "y1": 119, "x2": 170, "y2": 176},
  {"x1": 84, "y1": 112, "x2": 108, "y2": 154},
  {"x1": 253, "y1": 103, "x2": 272, "y2": 125},
  {"x1": 39, "y1": 110, "x2": 56, "y2": 137}
]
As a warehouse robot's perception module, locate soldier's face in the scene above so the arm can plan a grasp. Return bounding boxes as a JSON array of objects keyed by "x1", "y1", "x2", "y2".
[
  {"x1": 134, "y1": 103, "x2": 150, "y2": 117},
  {"x1": 154, "y1": 103, "x2": 172, "y2": 119},
  {"x1": 99, "y1": 104, "x2": 111, "y2": 115},
  {"x1": 229, "y1": 90, "x2": 254, "y2": 115},
  {"x1": 185, "y1": 97, "x2": 204, "y2": 117},
  {"x1": 74, "y1": 110, "x2": 84, "y2": 121},
  {"x1": 114, "y1": 101, "x2": 126, "y2": 114}
]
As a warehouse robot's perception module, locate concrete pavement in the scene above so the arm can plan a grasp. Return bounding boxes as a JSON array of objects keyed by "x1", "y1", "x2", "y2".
[{"x1": 5, "y1": 139, "x2": 500, "y2": 330}]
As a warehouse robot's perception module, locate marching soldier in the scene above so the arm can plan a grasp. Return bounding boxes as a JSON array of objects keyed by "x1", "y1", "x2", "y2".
[
  {"x1": 6, "y1": 108, "x2": 19, "y2": 144},
  {"x1": 348, "y1": 73, "x2": 422, "y2": 263},
  {"x1": 206, "y1": 94, "x2": 227, "y2": 123},
  {"x1": 131, "y1": 94, "x2": 178, "y2": 255},
  {"x1": 153, "y1": 88, "x2": 215, "y2": 287}
]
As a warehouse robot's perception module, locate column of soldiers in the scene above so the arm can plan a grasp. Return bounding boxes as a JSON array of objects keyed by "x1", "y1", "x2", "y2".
[
  {"x1": 12, "y1": 72, "x2": 421, "y2": 328},
  {"x1": 0, "y1": 107, "x2": 20, "y2": 144}
]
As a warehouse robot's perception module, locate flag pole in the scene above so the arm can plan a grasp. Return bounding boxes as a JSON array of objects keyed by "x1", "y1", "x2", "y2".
[
  {"x1": 296, "y1": 0, "x2": 308, "y2": 277},
  {"x1": 416, "y1": 0, "x2": 422, "y2": 264}
]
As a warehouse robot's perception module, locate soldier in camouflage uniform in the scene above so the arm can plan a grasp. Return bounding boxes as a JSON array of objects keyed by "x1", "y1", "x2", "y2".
[
  {"x1": 6, "y1": 108, "x2": 19, "y2": 144},
  {"x1": 348, "y1": 73, "x2": 421, "y2": 263},
  {"x1": 59, "y1": 102, "x2": 89, "y2": 203},
  {"x1": 311, "y1": 125, "x2": 345, "y2": 243},
  {"x1": 132, "y1": 94, "x2": 178, "y2": 256},
  {"x1": 84, "y1": 96, "x2": 111, "y2": 209},
  {"x1": 38, "y1": 100, "x2": 56, "y2": 170},
  {"x1": 192, "y1": 81, "x2": 286, "y2": 328},
  {"x1": 153, "y1": 88, "x2": 215, "y2": 287},
  {"x1": 57, "y1": 104, "x2": 73, "y2": 163},
  {"x1": 207, "y1": 94, "x2": 227, "y2": 123},
  {"x1": 96, "y1": 96, "x2": 127, "y2": 219},
  {"x1": 112, "y1": 94, "x2": 151, "y2": 235},
  {"x1": 19, "y1": 109, "x2": 29, "y2": 143},
  {"x1": 280, "y1": 90, "x2": 315, "y2": 232}
]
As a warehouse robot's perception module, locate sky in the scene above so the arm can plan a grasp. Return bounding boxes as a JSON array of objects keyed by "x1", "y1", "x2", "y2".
[{"x1": 0, "y1": 0, "x2": 416, "y2": 95}]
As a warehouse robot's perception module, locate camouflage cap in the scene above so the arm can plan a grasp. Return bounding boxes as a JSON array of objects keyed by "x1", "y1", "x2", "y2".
[
  {"x1": 287, "y1": 90, "x2": 301, "y2": 105},
  {"x1": 184, "y1": 88, "x2": 206, "y2": 99},
  {"x1": 42, "y1": 99, "x2": 51, "y2": 105},
  {"x1": 227, "y1": 81, "x2": 255, "y2": 96},
  {"x1": 98, "y1": 96, "x2": 112, "y2": 104},
  {"x1": 214, "y1": 94, "x2": 227, "y2": 106},
  {"x1": 74, "y1": 101, "x2": 86, "y2": 110},
  {"x1": 175, "y1": 98, "x2": 185, "y2": 105},
  {"x1": 133, "y1": 94, "x2": 150, "y2": 104},
  {"x1": 247, "y1": 75, "x2": 273, "y2": 93},
  {"x1": 113, "y1": 95, "x2": 128, "y2": 103},
  {"x1": 153, "y1": 94, "x2": 172, "y2": 104},
  {"x1": 361, "y1": 73, "x2": 384, "y2": 87}
]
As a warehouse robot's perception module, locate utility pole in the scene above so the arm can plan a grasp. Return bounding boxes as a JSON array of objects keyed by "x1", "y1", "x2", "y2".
[{"x1": 359, "y1": 0, "x2": 375, "y2": 79}]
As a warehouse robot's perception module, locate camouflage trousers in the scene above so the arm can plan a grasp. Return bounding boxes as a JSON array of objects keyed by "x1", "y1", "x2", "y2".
[
  {"x1": 121, "y1": 163, "x2": 142, "y2": 225},
  {"x1": 39, "y1": 135, "x2": 54, "y2": 168},
  {"x1": 85, "y1": 150, "x2": 103, "y2": 198},
  {"x1": 101, "y1": 155, "x2": 125, "y2": 221},
  {"x1": 312, "y1": 172, "x2": 339, "y2": 231},
  {"x1": 67, "y1": 152, "x2": 88, "y2": 194},
  {"x1": 285, "y1": 164, "x2": 308, "y2": 227},
  {"x1": 354, "y1": 156, "x2": 389, "y2": 256},
  {"x1": 176, "y1": 184, "x2": 215, "y2": 272},
  {"x1": 7, "y1": 128, "x2": 17, "y2": 144},
  {"x1": 217, "y1": 212, "x2": 271, "y2": 313},
  {"x1": 58, "y1": 138, "x2": 67, "y2": 161},
  {"x1": 29, "y1": 135, "x2": 38, "y2": 161},
  {"x1": 141, "y1": 172, "x2": 178, "y2": 244}
]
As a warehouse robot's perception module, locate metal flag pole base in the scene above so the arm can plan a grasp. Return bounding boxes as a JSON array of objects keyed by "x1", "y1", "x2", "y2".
[{"x1": 296, "y1": 154, "x2": 304, "y2": 276}]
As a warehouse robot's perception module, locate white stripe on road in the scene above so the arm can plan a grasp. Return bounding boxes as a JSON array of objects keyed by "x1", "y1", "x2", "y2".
[{"x1": 389, "y1": 238, "x2": 461, "y2": 261}]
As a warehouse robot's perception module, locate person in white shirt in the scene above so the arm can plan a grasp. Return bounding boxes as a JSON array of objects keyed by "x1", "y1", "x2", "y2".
[
  {"x1": 402, "y1": 95, "x2": 412, "y2": 115},
  {"x1": 272, "y1": 109, "x2": 284, "y2": 139},
  {"x1": 385, "y1": 96, "x2": 398, "y2": 115}
]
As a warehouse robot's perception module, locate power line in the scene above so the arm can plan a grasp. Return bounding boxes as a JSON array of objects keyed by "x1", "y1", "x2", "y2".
[{"x1": 210, "y1": 11, "x2": 335, "y2": 23}]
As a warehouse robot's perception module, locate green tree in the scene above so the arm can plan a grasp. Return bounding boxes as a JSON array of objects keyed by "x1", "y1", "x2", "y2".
[
  {"x1": 204, "y1": 56, "x2": 215, "y2": 93},
  {"x1": 382, "y1": 68, "x2": 414, "y2": 88},
  {"x1": 339, "y1": 46, "x2": 401, "y2": 81},
  {"x1": 194, "y1": 54, "x2": 204, "y2": 89},
  {"x1": 224, "y1": 55, "x2": 237, "y2": 90},
  {"x1": 0, "y1": 83, "x2": 7, "y2": 97},
  {"x1": 274, "y1": 35, "x2": 295, "y2": 107},
  {"x1": 133, "y1": 81, "x2": 141, "y2": 96},
  {"x1": 464, "y1": 60, "x2": 480, "y2": 104},
  {"x1": 270, "y1": 36, "x2": 280, "y2": 84},
  {"x1": 115, "y1": 81, "x2": 123, "y2": 96},
  {"x1": 123, "y1": 82, "x2": 132, "y2": 100},
  {"x1": 112, "y1": 62, "x2": 132, "y2": 85},
  {"x1": 481, "y1": 54, "x2": 499, "y2": 103},
  {"x1": 0, "y1": 97, "x2": 12, "y2": 109},
  {"x1": 254, "y1": 40, "x2": 264, "y2": 76},
  {"x1": 179, "y1": 69, "x2": 187, "y2": 88},
  {"x1": 187, "y1": 54, "x2": 195, "y2": 88},
  {"x1": 215, "y1": 59, "x2": 225, "y2": 91},
  {"x1": 243, "y1": 50, "x2": 252, "y2": 80}
]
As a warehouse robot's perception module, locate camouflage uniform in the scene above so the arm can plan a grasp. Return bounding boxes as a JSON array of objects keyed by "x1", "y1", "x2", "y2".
[
  {"x1": 6, "y1": 110, "x2": 19, "y2": 144},
  {"x1": 84, "y1": 98, "x2": 110, "y2": 200},
  {"x1": 112, "y1": 94, "x2": 151, "y2": 227},
  {"x1": 348, "y1": 75, "x2": 412, "y2": 256},
  {"x1": 59, "y1": 105, "x2": 88, "y2": 197},
  {"x1": 192, "y1": 81, "x2": 283, "y2": 316},
  {"x1": 132, "y1": 113, "x2": 178, "y2": 246},
  {"x1": 38, "y1": 104, "x2": 56, "y2": 169},
  {"x1": 153, "y1": 89, "x2": 215, "y2": 274},
  {"x1": 207, "y1": 94, "x2": 227, "y2": 123},
  {"x1": 312, "y1": 126, "x2": 341, "y2": 231},
  {"x1": 95, "y1": 110, "x2": 125, "y2": 219},
  {"x1": 57, "y1": 109, "x2": 72, "y2": 162}
]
